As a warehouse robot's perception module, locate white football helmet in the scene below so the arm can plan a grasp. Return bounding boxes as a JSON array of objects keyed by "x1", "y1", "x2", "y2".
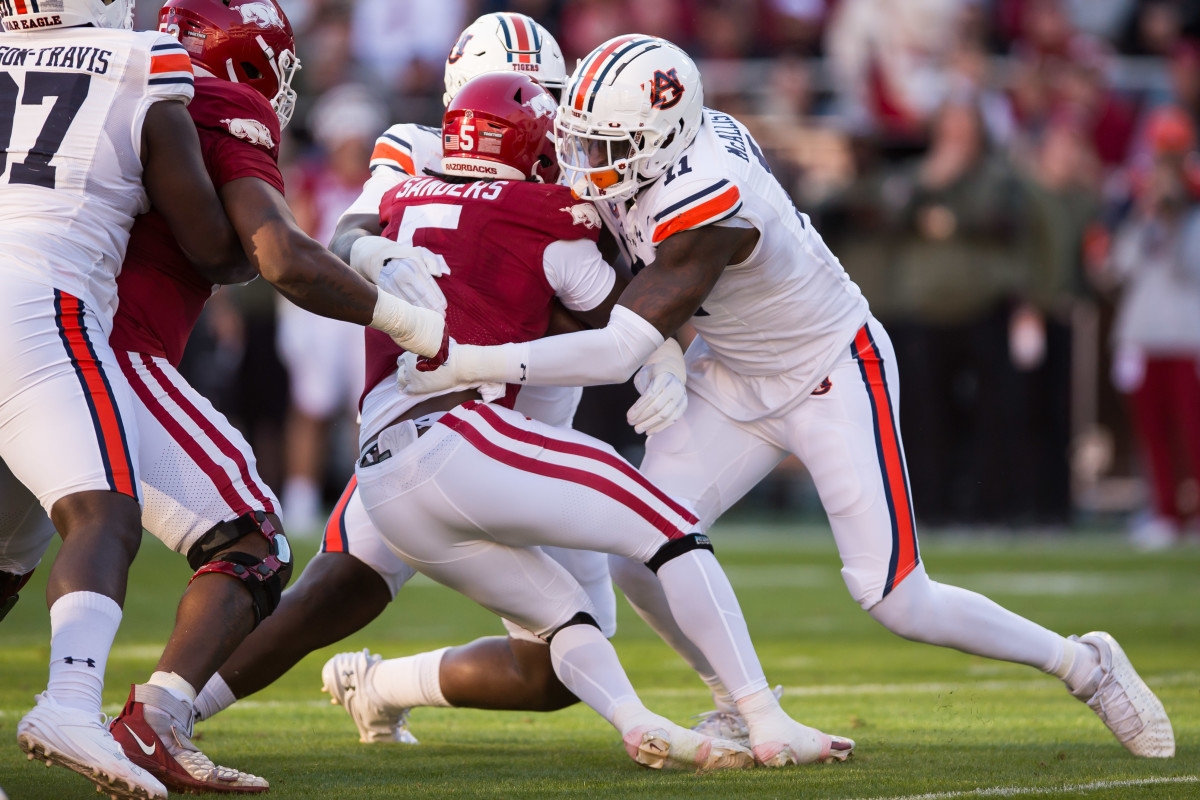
[
  {"x1": 443, "y1": 12, "x2": 566, "y2": 107},
  {"x1": 556, "y1": 35, "x2": 704, "y2": 202},
  {"x1": 1, "y1": 0, "x2": 134, "y2": 31}
]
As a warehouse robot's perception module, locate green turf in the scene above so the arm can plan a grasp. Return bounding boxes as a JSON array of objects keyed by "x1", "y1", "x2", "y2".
[{"x1": 2, "y1": 521, "x2": 1197, "y2": 799}]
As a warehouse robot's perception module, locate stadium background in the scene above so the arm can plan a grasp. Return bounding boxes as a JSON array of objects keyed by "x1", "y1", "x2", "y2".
[{"x1": 127, "y1": 0, "x2": 1200, "y2": 545}]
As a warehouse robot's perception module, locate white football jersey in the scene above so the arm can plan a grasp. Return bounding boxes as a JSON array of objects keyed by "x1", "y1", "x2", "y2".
[
  {"x1": 339, "y1": 122, "x2": 442, "y2": 218},
  {"x1": 0, "y1": 27, "x2": 194, "y2": 330},
  {"x1": 601, "y1": 108, "x2": 871, "y2": 421}
]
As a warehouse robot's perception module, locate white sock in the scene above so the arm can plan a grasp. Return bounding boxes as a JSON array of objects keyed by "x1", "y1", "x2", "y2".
[
  {"x1": 147, "y1": 670, "x2": 196, "y2": 705},
  {"x1": 370, "y1": 647, "x2": 452, "y2": 709},
  {"x1": 1055, "y1": 638, "x2": 1102, "y2": 695},
  {"x1": 701, "y1": 675, "x2": 737, "y2": 715},
  {"x1": 194, "y1": 672, "x2": 237, "y2": 721},
  {"x1": 868, "y1": 565, "x2": 1064, "y2": 672},
  {"x1": 655, "y1": 549, "x2": 769, "y2": 700},
  {"x1": 47, "y1": 591, "x2": 122, "y2": 714},
  {"x1": 548, "y1": 623, "x2": 639, "y2": 729}
]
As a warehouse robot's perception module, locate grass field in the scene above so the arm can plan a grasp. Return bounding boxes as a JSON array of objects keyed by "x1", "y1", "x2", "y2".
[{"x1": 1, "y1": 520, "x2": 1197, "y2": 799}]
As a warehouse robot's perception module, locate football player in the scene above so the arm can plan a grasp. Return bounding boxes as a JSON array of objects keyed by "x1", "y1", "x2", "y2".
[
  {"x1": 2, "y1": 0, "x2": 451, "y2": 794},
  {"x1": 345, "y1": 69, "x2": 851, "y2": 770},
  {"x1": 0, "y1": 0, "x2": 243, "y2": 796},
  {"x1": 399, "y1": 35, "x2": 1176, "y2": 760},
  {"x1": 192, "y1": 12, "x2": 680, "y2": 746}
]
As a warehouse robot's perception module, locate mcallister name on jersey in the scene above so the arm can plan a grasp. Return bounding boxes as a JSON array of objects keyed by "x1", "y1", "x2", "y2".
[
  {"x1": 391, "y1": 176, "x2": 507, "y2": 202},
  {"x1": 708, "y1": 112, "x2": 748, "y2": 163},
  {"x1": 0, "y1": 43, "x2": 112, "y2": 74}
]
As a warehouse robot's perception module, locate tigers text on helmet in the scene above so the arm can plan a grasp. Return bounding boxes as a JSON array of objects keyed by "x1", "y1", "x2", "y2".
[
  {"x1": 1, "y1": 0, "x2": 133, "y2": 32},
  {"x1": 443, "y1": 12, "x2": 566, "y2": 107},
  {"x1": 442, "y1": 72, "x2": 560, "y2": 185},
  {"x1": 158, "y1": 0, "x2": 300, "y2": 129},
  {"x1": 556, "y1": 35, "x2": 703, "y2": 202}
]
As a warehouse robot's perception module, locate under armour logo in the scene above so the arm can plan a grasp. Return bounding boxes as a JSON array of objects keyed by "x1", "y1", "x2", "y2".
[
  {"x1": 519, "y1": 363, "x2": 528, "y2": 382},
  {"x1": 342, "y1": 670, "x2": 356, "y2": 691},
  {"x1": 63, "y1": 656, "x2": 97, "y2": 667}
]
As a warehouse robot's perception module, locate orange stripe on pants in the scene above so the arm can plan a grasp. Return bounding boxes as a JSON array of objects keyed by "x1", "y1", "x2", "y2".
[{"x1": 853, "y1": 326, "x2": 918, "y2": 595}]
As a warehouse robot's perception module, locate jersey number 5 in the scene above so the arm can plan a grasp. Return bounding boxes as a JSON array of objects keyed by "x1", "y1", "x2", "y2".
[{"x1": 0, "y1": 71, "x2": 92, "y2": 189}]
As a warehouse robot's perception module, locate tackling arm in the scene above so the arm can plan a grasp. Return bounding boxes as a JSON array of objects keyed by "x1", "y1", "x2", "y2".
[
  {"x1": 218, "y1": 176, "x2": 445, "y2": 357},
  {"x1": 400, "y1": 224, "x2": 754, "y2": 390},
  {"x1": 142, "y1": 99, "x2": 252, "y2": 284}
]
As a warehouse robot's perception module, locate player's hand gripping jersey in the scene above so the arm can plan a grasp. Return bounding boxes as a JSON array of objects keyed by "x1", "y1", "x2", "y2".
[
  {"x1": 601, "y1": 109, "x2": 870, "y2": 421},
  {"x1": 359, "y1": 176, "x2": 613, "y2": 443},
  {"x1": 111, "y1": 77, "x2": 283, "y2": 366},
  {"x1": 0, "y1": 28, "x2": 194, "y2": 327}
]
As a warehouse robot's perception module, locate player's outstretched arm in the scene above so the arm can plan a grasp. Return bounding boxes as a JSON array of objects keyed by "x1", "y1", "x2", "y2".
[
  {"x1": 142, "y1": 99, "x2": 252, "y2": 284},
  {"x1": 218, "y1": 176, "x2": 446, "y2": 357},
  {"x1": 399, "y1": 224, "x2": 755, "y2": 392}
]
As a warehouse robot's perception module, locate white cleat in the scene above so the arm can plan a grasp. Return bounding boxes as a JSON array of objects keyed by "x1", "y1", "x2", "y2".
[
  {"x1": 16, "y1": 692, "x2": 168, "y2": 800},
  {"x1": 623, "y1": 718, "x2": 755, "y2": 772},
  {"x1": 321, "y1": 649, "x2": 419, "y2": 744},
  {"x1": 750, "y1": 718, "x2": 855, "y2": 767},
  {"x1": 690, "y1": 684, "x2": 782, "y2": 747},
  {"x1": 1070, "y1": 632, "x2": 1175, "y2": 757}
]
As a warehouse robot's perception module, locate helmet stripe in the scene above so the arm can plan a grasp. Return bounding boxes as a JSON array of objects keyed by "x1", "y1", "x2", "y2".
[
  {"x1": 498, "y1": 13, "x2": 536, "y2": 65},
  {"x1": 571, "y1": 34, "x2": 640, "y2": 111},
  {"x1": 584, "y1": 38, "x2": 659, "y2": 113},
  {"x1": 13, "y1": 0, "x2": 28, "y2": 14}
]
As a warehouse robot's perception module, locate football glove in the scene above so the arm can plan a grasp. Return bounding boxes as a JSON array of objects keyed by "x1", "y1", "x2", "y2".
[
  {"x1": 350, "y1": 235, "x2": 450, "y2": 313},
  {"x1": 626, "y1": 337, "x2": 688, "y2": 434}
]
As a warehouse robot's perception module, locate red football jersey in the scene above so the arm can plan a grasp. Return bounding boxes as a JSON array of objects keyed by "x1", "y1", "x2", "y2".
[
  {"x1": 363, "y1": 176, "x2": 602, "y2": 406},
  {"x1": 109, "y1": 77, "x2": 284, "y2": 366}
]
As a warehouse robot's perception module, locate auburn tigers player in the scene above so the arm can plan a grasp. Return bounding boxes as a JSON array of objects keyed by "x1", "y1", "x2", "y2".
[
  {"x1": 190, "y1": 12, "x2": 683, "y2": 747},
  {"x1": 400, "y1": 35, "x2": 1176, "y2": 760},
  {"x1": 0, "y1": 0, "x2": 246, "y2": 796},
  {"x1": 341, "y1": 70, "x2": 855, "y2": 770}
]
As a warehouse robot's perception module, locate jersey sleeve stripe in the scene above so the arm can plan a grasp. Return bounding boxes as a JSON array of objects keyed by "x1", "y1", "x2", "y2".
[
  {"x1": 652, "y1": 185, "x2": 742, "y2": 243},
  {"x1": 151, "y1": 41, "x2": 187, "y2": 52},
  {"x1": 148, "y1": 76, "x2": 195, "y2": 87},
  {"x1": 381, "y1": 132, "x2": 411, "y2": 149},
  {"x1": 370, "y1": 141, "x2": 416, "y2": 176},
  {"x1": 150, "y1": 53, "x2": 193, "y2": 74},
  {"x1": 652, "y1": 179, "x2": 730, "y2": 222}
]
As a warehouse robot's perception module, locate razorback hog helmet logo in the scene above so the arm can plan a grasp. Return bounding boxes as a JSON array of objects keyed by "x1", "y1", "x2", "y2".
[
  {"x1": 649, "y1": 68, "x2": 685, "y2": 111},
  {"x1": 239, "y1": 2, "x2": 285, "y2": 28},
  {"x1": 447, "y1": 33, "x2": 473, "y2": 64}
]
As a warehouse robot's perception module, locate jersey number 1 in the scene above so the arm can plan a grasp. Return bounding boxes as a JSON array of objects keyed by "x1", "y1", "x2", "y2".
[{"x1": 0, "y1": 71, "x2": 92, "y2": 189}]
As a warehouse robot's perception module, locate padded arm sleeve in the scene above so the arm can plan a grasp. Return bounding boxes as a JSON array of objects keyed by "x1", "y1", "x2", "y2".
[{"x1": 489, "y1": 305, "x2": 665, "y2": 387}]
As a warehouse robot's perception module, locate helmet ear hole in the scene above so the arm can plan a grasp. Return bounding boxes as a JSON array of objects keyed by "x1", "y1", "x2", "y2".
[{"x1": 241, "y1": 63, "x2": 263, "y2": 80}]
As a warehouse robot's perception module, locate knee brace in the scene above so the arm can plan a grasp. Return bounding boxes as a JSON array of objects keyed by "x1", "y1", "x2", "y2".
[
  {"x1": 186, "y1": 511, "x2": 293, "y2": 626},
  {"x1": 645, "y1": 533, "x2": 714, "y2": 574},
  {"x1": 0, "y1": 569, "x2": 35, "y2": 623},
  {"x1": 545, "y1": 611, "x2": 601, "y2": 644}
]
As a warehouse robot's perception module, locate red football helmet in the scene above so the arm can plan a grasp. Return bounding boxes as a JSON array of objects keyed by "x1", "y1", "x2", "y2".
[
  {"x1": 442, "y1": 72, "x2": 560, "y2": 184},
  {"x1": 158, "y1": 0, "x2": 300, "y2": 129}
]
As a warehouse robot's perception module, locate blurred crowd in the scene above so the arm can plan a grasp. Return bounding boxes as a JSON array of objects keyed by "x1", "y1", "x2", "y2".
[{"x1": 154, "y1": 0, "x2": 1200, "y2": 544}]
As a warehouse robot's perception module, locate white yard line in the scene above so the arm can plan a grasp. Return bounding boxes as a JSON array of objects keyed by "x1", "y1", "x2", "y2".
[{"x1": 844, "y1": 776, "x2": 1199, "y2": 800}]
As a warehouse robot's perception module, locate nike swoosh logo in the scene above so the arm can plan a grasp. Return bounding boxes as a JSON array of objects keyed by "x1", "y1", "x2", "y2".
[{"x1": 124, "y1": 724, "x2": 157, "y2": 756}]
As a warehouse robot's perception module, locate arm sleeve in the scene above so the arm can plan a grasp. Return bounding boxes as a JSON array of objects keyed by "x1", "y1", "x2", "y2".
[
  {"x1": 542, "y1": 239, "x2": 617, "y2": 312},
  {"x1": 490, "y1": 304, "x2": 664, "y2": 387}
]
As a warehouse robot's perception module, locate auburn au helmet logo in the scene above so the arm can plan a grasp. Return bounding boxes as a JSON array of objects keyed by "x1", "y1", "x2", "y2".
[
  {"x1": 448, "y1": 33, "x2": 473, "y2": 64},
  {"x1": 649, "y1": 68, "x2": 684, "y2": 110}
]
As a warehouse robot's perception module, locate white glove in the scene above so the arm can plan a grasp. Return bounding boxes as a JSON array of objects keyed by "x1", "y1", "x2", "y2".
[
  {"x1": 626, "y1": 338, "x2": 687, "y2": 435},
  {"x1": 350, "y1": 236, "x2": 450, "y2": 313},
  {"x1": 370, "y1": 291, "x2": 446, "y2": 359},
  {"x1": 396, "y1": 341, "x2": 514, "y2": 395}
]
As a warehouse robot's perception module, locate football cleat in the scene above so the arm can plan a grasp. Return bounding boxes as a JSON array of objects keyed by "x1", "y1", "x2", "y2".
[
  {"x1": 690, "y1": 684, "x2": 782, "y2": 746},
  {"x1": 1069, "y1": 632, "x2": 1175, "y2": 757},
  {"x1": 17, "y1": 691, "x2": 167, "y2": 800},
  {"x1": 623, "y1": 717, "x2": 755, "y2": 772},
  {"x1": 321, "y1": 649, "x2": 418, "y2": 744},
  {"x1": 109, "y1": 684, "x2": 269, "y2": 793},
  {"x1": 749, "y1": 717, "x2": 855, "y2": 768}
]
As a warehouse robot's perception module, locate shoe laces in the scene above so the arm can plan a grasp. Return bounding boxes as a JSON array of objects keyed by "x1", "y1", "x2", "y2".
[{"x1": 1087, "y1": 670, "x2": 1146, "y2": 742}]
